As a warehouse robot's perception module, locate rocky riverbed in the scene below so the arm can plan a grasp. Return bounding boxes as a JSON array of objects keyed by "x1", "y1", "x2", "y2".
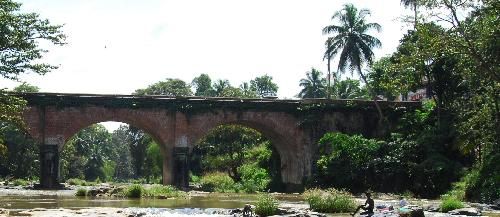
[{"x1": 0, "y1": 185, "x2": 498, "y2": 217}]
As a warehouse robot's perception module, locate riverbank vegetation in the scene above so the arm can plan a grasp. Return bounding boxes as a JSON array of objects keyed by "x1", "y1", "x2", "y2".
[
  {"x1": 254, "y1": 194, "x2": 279, "y2": 216},
  {"x1": 0, "y1": 0, "x2": 498, "y2": 208},
  {"x1": 304, "y1": 189, "x2": 357, "y2": 213}
]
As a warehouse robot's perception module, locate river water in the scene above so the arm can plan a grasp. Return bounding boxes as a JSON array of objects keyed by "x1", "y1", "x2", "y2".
[
  {"x1": 0, "y1": 187, "x2": 309, "y2": 216},
  {"x1": 1, "y1": 187, "x2": 498, "y2": 217}
]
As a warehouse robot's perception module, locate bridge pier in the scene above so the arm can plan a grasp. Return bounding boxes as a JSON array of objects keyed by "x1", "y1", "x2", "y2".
[
  {"x1": 38, "y1": 144, "x2": 62, "y2": 189},
  {"x1": 173, "y1": 147, "x2": 189, "y2": 189}
]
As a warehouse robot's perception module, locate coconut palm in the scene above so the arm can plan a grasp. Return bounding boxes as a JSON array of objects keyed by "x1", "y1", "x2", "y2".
[
  {"x1": 298, "y1": 68, "x2": 327, "y2": 98},
  {"x1": 322, "y1": 4, "x2": 384, "y2": 122},
  {"x1": 335, "y1": 78, "x2": 368, "y2": 99},
  {"x1": 213, "y1": 79, "x2": 231, "y2": 97}
]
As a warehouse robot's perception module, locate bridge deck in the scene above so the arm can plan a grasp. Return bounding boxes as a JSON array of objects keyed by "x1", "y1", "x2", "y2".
[{"x1": 13, "y1": 92, "x2": 421, "y2": 110}]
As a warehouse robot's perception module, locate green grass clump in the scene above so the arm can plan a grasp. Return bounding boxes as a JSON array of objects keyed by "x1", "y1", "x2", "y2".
[
  {"x1": 254, "y1": 194, "x2": 278, "y2": 217},
  {"x1": 144, "y1": 185, "x2": 186, "y2": 198},
  {"x1": 75, "y1": 188, "x2": 87, "y2": 196},
  {"x1": 126, "y1": 184, "x2": 145, "y2": 198},
  {"x1": 12, "y1": 179, "x2": 29, "y2": 186},
  {"x1": 199, "y1": 172, "x2": 236, "y2": 192},
  {"x1": 440, "y1": 196, "x2": 464, "y2": 212},
  {"x1": 304, "y1": 188, "x2": 357, "y2": 213},
  {"x1": 67, "y1": 178, "x2": 87, "y2": 186}
]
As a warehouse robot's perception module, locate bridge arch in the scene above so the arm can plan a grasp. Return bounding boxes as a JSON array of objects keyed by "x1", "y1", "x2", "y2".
[
  {"x1": 185, "y1": 111, "x2": 310, "y2": 190},
  {"x1": 22, "y1": 105, "x2": 179, "y2": 188},
  {"x1": 61, "y1": 121, "x2": 168, "y2": 183}
]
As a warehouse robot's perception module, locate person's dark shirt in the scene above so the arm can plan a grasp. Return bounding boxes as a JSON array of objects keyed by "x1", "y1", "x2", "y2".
[{"x1": 365, "y1": 198, "x2": 374, "y2": 212}]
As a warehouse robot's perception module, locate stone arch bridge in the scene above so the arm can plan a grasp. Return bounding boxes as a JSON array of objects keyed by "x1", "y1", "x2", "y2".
[{"x1": 17, "y1": 93, "x2": 418, "y2": 191}]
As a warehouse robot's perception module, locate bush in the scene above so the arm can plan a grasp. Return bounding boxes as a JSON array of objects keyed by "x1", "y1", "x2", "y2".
[
  {"x1": 254, "y1": 194, "x2": 278, "y2": 217},
  {"x1": 189, "y1": 173, "x2": 200, "y2": 184},
  {"x1": 440, "y1": 196, "x2": 464, "y2": 212},
  {"x1": 144, "y1": 185, "x2": 186, "y2": 198},
  {"x1": 304, "y1": 188, "x2": 357, "y2": 213},
  {"x1": 75, "y1": 188, "x2": 87, "y2": 196},
  {"x1": 12, "y1": 179, "x2": 29, "y2": 186},
  {"x1": 200, "y1": 172, "x2": 236, "y2": 192},
  {"x1": 126, "y1": 184, "x2": 145, "y2": 198},
  {"x1": 464, "y1": 153, "x2": 500, "y2": 203},
  {"x1": 316, "y1": 132, "x2": 383, "y2": 191},
  {"x1": 238, "y1": 163, "x2": 270, "y2": 193},
  {"x1": 67, "y1": 178, "x2": 87, "y2": 186}
]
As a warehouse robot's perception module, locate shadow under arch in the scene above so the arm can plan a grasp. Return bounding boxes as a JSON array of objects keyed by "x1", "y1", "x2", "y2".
[{"x1": 189, "y1": 119, "x2": 304, "y2": 192}]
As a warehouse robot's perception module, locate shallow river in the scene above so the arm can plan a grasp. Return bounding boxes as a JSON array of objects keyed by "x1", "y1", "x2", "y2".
[
  {"x1": 1, "y1": 188, "x2": 498, "y2": 217},
  {"x1": 0, "y1": 188, "x2": 310, "y2": 216}
]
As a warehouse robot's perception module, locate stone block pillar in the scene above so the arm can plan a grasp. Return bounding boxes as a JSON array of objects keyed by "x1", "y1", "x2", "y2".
[
  {"x1": 173, "y1": 147, "x2": 189, "y2": 189},
  {"x1": 39, "y1": 144, "x2": 62, "y2": 189}
]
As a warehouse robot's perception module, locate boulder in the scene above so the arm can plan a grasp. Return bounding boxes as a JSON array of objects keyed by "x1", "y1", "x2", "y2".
[
  {"x1": 448, "y1": 207, "x2": 481, "y2": 216},
  {"x1": 399, "y1": 205, "x2": 425, "y2": 217},
  {"x1": 493, "y1": 199, "x2": 500, "y2": 210}
]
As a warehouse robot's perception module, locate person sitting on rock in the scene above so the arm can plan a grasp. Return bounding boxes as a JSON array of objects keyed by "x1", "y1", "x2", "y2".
[
  {"x1": 242, "y1": 204, "x2": 253, "y2": 217},
  {"x1": 352, "y1": 192, "x2": 374, "y2": 216}
]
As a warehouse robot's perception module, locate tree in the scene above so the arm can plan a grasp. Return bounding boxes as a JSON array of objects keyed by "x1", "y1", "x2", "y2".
[
  {"x1": 126, "y1": 126, "x2": 152, "y2": 178},
  {"x1": 250, "y1": 75, "x2": 278, "y2": 97},
  {"x1": 0, "y1": 83, "x2": 40, "y2": 179},
  {"x1": 298, "y1": 68, "x2": 327, "y2": 98},
  {"x1": 401, "y1": 0, "x2": 419, "y2": 29},
  {"x1": 239, "y1": 82, "x2": 258, "y2": 98},
  {"x1": 334, "y1": 78, "x2": 369, "y2": 100},
  {"x1": 135, "y1": 78, "x2": 192, "y2": 96},
  {"x1": 0, "y1": 0, "x2": 65, "y2": 80},
  {"x1": 0, "y1": 0, "x2": 65, "y2": 125},
  {"x1": 192, "y1": 74, "x2": 215, "y2": 96},
  {"x1": 213, "y1": 79, "x2": 231, "y2": 97},
  {"x1": 110, "y1": 125, "x2": 134, "y2": 181},
  {"x1": 63, "y1": 124, "x2": 113, "y2": 181},
  {"x1": 322, "y1": 4, "x2": 383, "y2": 122},
  {"x1": 12, "y1": 82, "x2": 40, "y2": 93},
  {"x1": 194, "y1": 125, "x2": 268, "y2": 181}
]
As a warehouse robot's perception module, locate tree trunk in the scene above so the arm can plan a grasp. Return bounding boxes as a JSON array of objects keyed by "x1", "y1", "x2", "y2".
[
  {"x1": 327, "y1": 58, "x2": 331, "y2": 99},
  {"x1": 358, "y1": 70, "x2": 385, "y2": 124},
  {"x1": 413, "y1": 3, "x2": 418, "y2": 30}
]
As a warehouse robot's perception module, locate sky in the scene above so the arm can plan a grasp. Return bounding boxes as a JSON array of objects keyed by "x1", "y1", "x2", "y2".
[{"x1": 1, "y1": 0, "x2": 413, "y2": 98}]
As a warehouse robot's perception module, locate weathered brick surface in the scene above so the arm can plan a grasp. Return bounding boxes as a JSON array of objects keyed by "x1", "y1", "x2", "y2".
[{"x1": 20, "y1": 93, "x2": 415, "y2": 189}]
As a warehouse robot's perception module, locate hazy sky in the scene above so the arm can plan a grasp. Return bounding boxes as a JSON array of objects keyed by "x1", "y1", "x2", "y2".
[{"x1": 1, "y1": 0, "x2": 412, "y2": 98}]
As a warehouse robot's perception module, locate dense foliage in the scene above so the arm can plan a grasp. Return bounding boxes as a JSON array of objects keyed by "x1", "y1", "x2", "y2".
[
  {"x1": 1, "y1": 0, "x2": 64, "y2": 169},
  {"x1": 315, "y1": 101, "x2": 464, "y2": 197},
  {"x1": 0, "y1": 0, "x2": 65, "y2": 79},
  {"x1": 361, "y1": 0, "x2": 499, "y2": 203},
  {"x1": 192, "y1": 125, "x2": 277, "y2": 193}
]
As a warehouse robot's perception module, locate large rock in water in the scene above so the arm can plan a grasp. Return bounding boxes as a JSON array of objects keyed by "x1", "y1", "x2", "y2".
[
  {"x1": 493, "y1": 198, "x2": 500, "y2": 210},
  {"x1": 448, "y1": 207, "x2": 481, "y2": 216},
  {"x1": 399, "y1": 205, "x2": 425, "y2": 217}
]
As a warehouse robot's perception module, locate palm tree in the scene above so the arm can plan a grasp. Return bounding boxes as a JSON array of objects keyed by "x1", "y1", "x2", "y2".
[
  {"x1": 401, "y1": 0, "x2": 418, "y2": 29},
  {"x1": 335, "y1": 78, "x2": 367, "y2": 99},
  {"x1": 298, "y1": 68, "x2": 327, "y2": 98},
  {"x1": 213, "y1": 79, "x2": 231, "y2": 97},
  {"x1": 322, "y1": 4, "x2": 384, "y2": 122}
]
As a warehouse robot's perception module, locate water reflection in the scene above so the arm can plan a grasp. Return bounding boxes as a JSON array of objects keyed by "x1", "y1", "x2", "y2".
[{"x1": 0, "y1": 193, "x2": 304, "y2": 210}]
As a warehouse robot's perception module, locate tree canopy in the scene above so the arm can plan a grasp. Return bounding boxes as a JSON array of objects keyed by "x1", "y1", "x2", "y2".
[
  {"x1": 298, "y1": 68, "x2": 326, "y2": 98},
  {"x1": 135, "y1": 78, "x2": 192, "y2": 96},
  {"x1": 0, "y1": 0, "x2": 65, "y2": 80}
]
